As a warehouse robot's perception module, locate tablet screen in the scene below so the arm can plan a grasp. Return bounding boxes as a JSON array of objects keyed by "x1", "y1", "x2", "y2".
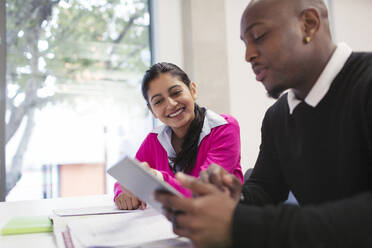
[{"x1": 107, "y1": 157, "x2": 182, "y2": 212}]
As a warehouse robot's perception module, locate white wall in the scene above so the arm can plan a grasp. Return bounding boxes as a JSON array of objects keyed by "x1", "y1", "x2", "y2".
[
  {"x1": 153, "y1": 0, "x2": 231, "y2": 115},
  {"x1": 331, "y1": 0, "x2": 372, "y2": 51},
  {"x1": 152, "y1": 0, "x2": 184, "y2": 67},
  {"x1": 181, "y1": 0, "x2": 231, "y2": 114}
]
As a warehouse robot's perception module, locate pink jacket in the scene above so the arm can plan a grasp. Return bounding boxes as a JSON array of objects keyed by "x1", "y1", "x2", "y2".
[{"x1": 114, "y1": 113, "x2": 243, "y2": 200}]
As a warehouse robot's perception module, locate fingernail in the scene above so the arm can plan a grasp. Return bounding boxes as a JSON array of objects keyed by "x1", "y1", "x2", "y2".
[{"x1": 175, "y1": 172, "x2": 187, "y2": 180}]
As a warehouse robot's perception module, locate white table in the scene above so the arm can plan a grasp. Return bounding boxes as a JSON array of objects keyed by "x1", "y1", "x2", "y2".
[{"x1": 0, "y1": 194, "x2": 115, "y2": 248}]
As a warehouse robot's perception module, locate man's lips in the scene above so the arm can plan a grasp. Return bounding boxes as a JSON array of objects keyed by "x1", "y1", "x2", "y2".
[
  {"x1": 252, "y1": 65, "x2": 268, "y2": 82},
  {"x1": 167, "y1": 107, "x2": 185, "y2": 118}
]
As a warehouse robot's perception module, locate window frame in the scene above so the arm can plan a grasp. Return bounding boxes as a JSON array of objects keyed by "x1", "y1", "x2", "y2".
[{"x1": 0, "y1": 0, "x2": 6, "y2": 202}]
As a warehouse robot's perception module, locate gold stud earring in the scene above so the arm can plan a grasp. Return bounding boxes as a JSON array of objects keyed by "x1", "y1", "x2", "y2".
[{"x1": 305, "y1": 36, "x2": 311, "y2": 43}]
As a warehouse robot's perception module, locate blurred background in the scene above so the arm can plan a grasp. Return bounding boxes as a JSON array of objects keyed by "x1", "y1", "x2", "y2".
[{"x1": 0, "y1": 0, "x2": 371, "y2": 201}]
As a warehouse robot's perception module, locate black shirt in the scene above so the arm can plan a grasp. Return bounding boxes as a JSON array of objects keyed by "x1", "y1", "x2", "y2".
[{"x1": 233, "y1": 52, "x2": 372, "y2": 248}]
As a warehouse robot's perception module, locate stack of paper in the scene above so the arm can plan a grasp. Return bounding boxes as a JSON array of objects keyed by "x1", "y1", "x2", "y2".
[
  {"x1": 53, "y1": 205, "x2": 137, "y2": 216},
  {"x1": 53, "y1": 208, "x2": 192, "y2": 248}
]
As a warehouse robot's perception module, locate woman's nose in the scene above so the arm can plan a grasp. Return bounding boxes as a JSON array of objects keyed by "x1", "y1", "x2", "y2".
[{"x1": 166, "y1": 97, "x2": 177, "y2": 106}]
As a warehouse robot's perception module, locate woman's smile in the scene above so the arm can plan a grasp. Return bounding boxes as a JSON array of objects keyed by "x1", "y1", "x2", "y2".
[{"x1": 167, "y1": 107, "x2": 186, "y2": 118}]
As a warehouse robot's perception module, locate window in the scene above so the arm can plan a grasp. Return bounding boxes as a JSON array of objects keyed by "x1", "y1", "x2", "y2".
[{"x1": 1, "y1": 0, "x2": 152, "y2": 201}]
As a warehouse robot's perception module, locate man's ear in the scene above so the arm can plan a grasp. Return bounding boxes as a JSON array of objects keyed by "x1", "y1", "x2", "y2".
[
  {"x1": 190, "y1": 82, "x2": 197, "y2": 100},
  {"x1": 147, "y1": 104, "x2": 158, "y2": 119},
  {"x1": 300, "y1": 8, "x2": 320, "y2": 43}
]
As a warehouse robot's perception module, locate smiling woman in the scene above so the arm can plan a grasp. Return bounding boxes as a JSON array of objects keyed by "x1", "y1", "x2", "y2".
[
  {"x1": 113, "y1": 62, "x2": 244, "y2": 210},
  {"x1": 147, "y1": 73, "x2": 198, "y2": 142}
]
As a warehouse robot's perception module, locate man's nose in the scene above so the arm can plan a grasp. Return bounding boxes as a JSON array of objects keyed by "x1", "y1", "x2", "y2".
[{"x1": 245, "y1": 44, "x2": 258, "y2": 63}]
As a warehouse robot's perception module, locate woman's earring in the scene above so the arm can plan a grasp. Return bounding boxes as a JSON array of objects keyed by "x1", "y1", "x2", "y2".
[{"x1": 304, "y1": 36, "x2": 311, "y2": 44}]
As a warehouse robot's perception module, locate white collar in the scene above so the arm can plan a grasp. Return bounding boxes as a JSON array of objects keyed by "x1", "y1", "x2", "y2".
[
  {"x1": 287, "y1": 43, "x2": 352, "y2": 114},
  {"x1": 151, "y1": 109, "x2": 227, "y2": 157}
]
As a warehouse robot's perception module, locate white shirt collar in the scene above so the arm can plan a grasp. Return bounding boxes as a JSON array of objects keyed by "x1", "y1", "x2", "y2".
[
  {"x1": 287, "y1": 43, "x2": 353, "y2": 114},
  {"x1": 151, "y1": 109, "x2": 227, "y2": 157}
]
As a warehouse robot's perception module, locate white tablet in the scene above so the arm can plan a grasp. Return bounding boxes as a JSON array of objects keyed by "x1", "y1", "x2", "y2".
[{"x1": 107, "y1": 157, "x2": 183, "y2": 212}]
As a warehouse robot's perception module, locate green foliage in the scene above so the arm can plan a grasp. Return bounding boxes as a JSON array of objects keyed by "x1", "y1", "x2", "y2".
[{"x1": 6, "y1": 0, "x2": 150, "y2": 107}]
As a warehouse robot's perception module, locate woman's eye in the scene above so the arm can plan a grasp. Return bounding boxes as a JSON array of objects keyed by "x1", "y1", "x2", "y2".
[
  {"x1": 153, "y1": 99, "x2": 163, "y2": 105},
  {"x1": 171, "y1": 90, "x2": 181, "y2": 96}
]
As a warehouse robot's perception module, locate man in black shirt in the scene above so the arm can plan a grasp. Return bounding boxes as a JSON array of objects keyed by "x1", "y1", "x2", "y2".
[{"x1": 155, "y1": 0, "x2": 372, "y2": 247}]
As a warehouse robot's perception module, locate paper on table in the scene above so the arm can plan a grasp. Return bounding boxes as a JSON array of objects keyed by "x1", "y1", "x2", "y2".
[
  {"x1": 53, "y1": 214, "x2": 97, "y2": 248},
  {"x1": 60, "y1": 229, "x2": 192, "y2": 248},
  {"x1": 128, "y1": 237, "x2": 193, "y2": 248},
  {"x1": 53, "y1": 205, "x2": 140, "y2": 216},
  {"x1": 66, "y1": 208, "x2": 178, "y2": 247}
]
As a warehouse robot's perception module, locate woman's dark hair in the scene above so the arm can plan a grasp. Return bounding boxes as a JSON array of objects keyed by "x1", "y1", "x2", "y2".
[{"x1": 141, "y1": 62, "x2": 206, "y2": 174}]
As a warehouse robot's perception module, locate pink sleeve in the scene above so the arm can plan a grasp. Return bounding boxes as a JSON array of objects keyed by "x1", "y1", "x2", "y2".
[
  {"x1": 113, "y1": 182, "x2": 123, "y2": 202},
  {"x1": 113, "y1": 134, "x2": 152, "y2": 202},
  {"x1": 198, "y1": 116, "x2": 244, "y2": 183},
  {"x1": 158, "y1": 172, "x2": 192, "y2": 197}
]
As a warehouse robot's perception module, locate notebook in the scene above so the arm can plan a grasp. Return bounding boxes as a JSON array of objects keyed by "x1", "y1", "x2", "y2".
[{"x1": 1, "y1": 216, "x2": 53, "y2": 235}]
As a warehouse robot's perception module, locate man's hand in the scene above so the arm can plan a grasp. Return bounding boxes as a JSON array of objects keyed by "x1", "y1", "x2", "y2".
[
  {"x1": 155, "y1": 173, "x2": 238, "y2": 248},
  {"x1": 200, "y1": 164, "x2": 243, "y2": 202},
  {"x1": 115, "y1": 186, "x2": 146, "y2": 210}
]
